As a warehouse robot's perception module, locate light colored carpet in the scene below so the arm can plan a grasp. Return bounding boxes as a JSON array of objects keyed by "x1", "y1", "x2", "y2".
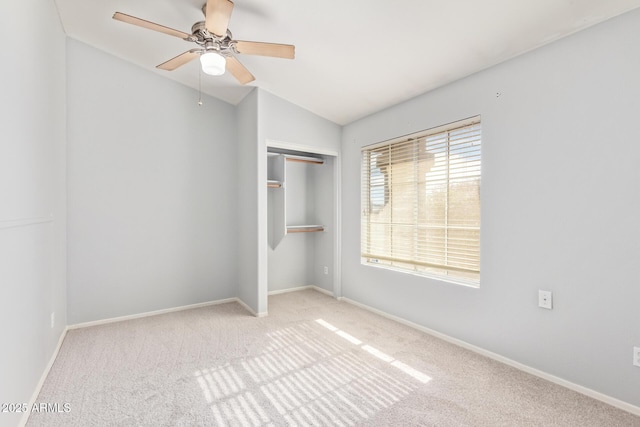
[{"x1": 28, "y1": 290, "x2": 640, "y2": 426}]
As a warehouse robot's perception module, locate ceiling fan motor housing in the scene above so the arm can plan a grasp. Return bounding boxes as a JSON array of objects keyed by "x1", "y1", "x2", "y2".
[{"x1": 190, "y1": 22, "x2": 235, "y2": 56}]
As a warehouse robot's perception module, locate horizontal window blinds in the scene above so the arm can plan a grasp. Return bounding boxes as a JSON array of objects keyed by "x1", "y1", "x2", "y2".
[{"x1": 361, "y1": 118, "x2": 481, "y2": 285}]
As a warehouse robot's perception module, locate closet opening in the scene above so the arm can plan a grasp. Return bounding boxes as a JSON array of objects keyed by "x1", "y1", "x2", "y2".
[{"x1": 266, "y1": 145, "x2": 339, "y2": 299}]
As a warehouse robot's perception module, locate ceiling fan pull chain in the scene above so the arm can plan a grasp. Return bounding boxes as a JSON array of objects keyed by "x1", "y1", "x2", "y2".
[{"x1": 198, "y1": 65, "x2": 203, "y2": 106}]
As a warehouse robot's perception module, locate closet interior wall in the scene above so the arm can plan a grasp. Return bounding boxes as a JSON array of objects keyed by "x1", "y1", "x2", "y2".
[{"x1": 267, "y1": 150, "x2": 335, "y2": 295}]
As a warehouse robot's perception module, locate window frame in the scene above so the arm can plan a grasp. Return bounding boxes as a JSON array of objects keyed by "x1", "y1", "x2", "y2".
[{"x1": 360, "y1": 116, "x2": 482, "y2": 287}]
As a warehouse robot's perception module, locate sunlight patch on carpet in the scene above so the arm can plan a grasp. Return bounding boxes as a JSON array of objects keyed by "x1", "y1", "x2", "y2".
[
  {"x1": 195, "y1": 319, "x2": 432, "y2": 425},
  {"x1": 315, "y1": 318, "x2": 432, "y2": 384}
]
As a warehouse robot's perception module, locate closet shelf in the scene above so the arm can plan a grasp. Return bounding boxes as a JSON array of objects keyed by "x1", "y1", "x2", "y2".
[{"x1": 286, "y1": 225, "x2": 324, "y2": 233}]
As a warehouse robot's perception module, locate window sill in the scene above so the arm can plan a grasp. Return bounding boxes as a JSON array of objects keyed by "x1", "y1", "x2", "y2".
[{"x1": 361, "y1": 260, "x2": 480, "y2": 289}]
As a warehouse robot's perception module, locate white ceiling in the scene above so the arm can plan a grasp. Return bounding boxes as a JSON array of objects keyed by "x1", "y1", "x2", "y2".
[{"x1": 55, "y1": 0, "x2": 640, "y2": 125}]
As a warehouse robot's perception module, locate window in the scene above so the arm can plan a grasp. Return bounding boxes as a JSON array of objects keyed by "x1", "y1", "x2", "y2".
[{"x1": 361, "y1": 117, "x2": 481, "y2": 286}]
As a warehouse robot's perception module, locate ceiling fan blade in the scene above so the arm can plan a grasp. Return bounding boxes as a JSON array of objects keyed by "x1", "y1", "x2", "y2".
[
  {"x1": 205, "y1": 0, "x2": 234, "y2": 37},
  {"x1": 157, "y1": 50, "x2": 201, "y2": 71},
  {"x1": 234, "y1": 41, "x2": 295, "y2": 59},
  {"x1": 113, "y1": 12, "x2": 191, "y2": 40},
  {"x1": 225, "y1": 56, "x2": 255, "y2": 85}
]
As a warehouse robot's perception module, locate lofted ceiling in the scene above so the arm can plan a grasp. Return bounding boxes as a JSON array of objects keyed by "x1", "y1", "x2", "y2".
[{"x1": 55, "y1": 0, "x2": 640, "y2": 125}]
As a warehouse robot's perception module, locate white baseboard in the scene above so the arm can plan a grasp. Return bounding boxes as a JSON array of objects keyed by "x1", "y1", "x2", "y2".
[
  {"x1": 67, "y1": 287, "x2": 335, "y2": 329},
  {"x1": 339, "y1": 296, "x2": 640, "y2": 417},
  {"x1": 268, "y1": 285, "x2": 311, "y2": 296},
  {"x1": 20, "y1": 327, "x2": 68, "y2": 427},
  {"x1": 268, "y1": 285, "x2": 334, "y2": 297},
  {"x1": 236, "y1": 298, "x2": 268, "y2": 318},
  {"x1": 68, "y1": 297, "x2": 238, "y2": 330},
  {"x1": 310, "y1": 285, "x2": 334, "y2": 297}
]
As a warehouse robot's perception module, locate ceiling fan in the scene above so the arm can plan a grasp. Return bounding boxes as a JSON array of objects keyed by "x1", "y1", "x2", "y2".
[{"x1": 113, "y1": 0, "x2": 295, "y2": 85}]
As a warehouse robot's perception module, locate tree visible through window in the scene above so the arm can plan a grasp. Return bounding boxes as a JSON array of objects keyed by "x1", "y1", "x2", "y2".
[{"x1": 361, "y1": 117, "x2": 481, "y2": 286}]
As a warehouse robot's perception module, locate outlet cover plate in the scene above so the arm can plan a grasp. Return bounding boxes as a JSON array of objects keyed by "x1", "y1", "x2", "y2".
[
  {"x1": 538, "y1": 290, "x2": 553, "y2": 309},
  {"x1": 634, "y1": 347, "x2": 640, "y2": 367}
]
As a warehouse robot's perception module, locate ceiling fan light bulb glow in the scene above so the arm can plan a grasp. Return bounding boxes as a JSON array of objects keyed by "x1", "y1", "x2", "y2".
[{"x1": 200, "y1": 52, "x2": 226, "y2": 76}]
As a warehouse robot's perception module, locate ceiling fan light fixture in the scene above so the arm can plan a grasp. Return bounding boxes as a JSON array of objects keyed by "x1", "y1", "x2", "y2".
[{"x1": 200, "y1": 51, "x2": 226, "y2": 76}]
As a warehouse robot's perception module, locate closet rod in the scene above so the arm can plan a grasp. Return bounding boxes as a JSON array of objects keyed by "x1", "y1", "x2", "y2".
[{"x1": 284, "y1": 154, "x2": 324, "y2": 165}]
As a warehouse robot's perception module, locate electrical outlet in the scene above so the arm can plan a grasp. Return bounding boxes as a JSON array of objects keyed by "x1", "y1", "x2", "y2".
[
  {"x1": 323, "y1": 266, "x2": 329, "y2": 275},
  {"x1": 538, "y1": 290, "x2": 552, "y2": 310},
  {"x1": 634, "y1": 347, "x2": 640, "y2": 367},
  {"x1": 50, "y1": 312, "x2": 55, "y2": 329}
]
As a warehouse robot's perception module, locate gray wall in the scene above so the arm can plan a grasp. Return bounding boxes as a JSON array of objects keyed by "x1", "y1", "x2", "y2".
[
  {"x1": 341, "y1": 9, "x2": 640, "y2": 407},
  {"x1": 66, "y1": 40, "x2": 238, "y2": 324},
  {"x1": 258, "y1": 90, "x2": 342, "y2": 153},
  {"x1": 311, "y1": 156, "x2": 335, "y2": 292},
  {"x1": 236, "y1": 89, "x2": 261, "y2": 313},
  {"x1": 0, "y1": 1, "x2": 67, "y2": 426}
]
